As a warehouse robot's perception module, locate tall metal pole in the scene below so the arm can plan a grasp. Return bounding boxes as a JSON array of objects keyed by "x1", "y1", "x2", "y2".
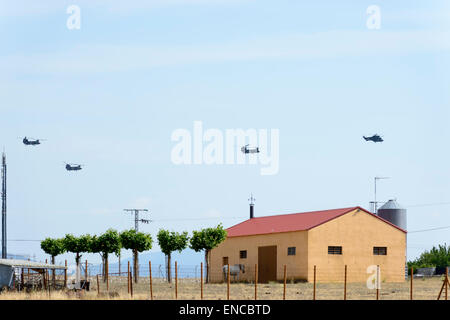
[
  {"x1": 374, "y1": 176, "x2": 389, "y2": 214},
  {"x1": 374, "y1": 177, "x2": 376, "y2": 213},
  {"x1": 123, "y1": 209, "x2": 150, "y2": 233},
  {"x1": 1, "y1": 152, "x2": 6, "y2": 259},
  {"x1": 123, "y1": 208, "x2": 151, "y2": 283}
]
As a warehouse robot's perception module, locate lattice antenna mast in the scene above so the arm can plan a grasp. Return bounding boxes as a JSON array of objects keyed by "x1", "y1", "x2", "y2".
[
  {"x1": 123, "y1": 209, "x2": 151, "y2": 232},
  {"x1": 1, "y1": 151, "x2": 6, "y2": 259}
]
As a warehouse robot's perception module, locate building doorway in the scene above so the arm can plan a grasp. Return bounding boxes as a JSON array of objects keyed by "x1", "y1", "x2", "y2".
[{"x1": 257, "y1": 246, "x2": 277, "y2": 283}]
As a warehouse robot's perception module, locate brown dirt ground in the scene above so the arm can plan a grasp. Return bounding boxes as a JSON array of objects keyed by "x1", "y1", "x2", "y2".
[{"x1": 0, "y1": 276, "x2": 446, "y2": 300}]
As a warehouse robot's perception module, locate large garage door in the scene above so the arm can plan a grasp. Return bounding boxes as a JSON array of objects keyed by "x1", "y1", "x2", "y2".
[{"x1": 258, "y1": 245, "x2": 277, "y2": 283}]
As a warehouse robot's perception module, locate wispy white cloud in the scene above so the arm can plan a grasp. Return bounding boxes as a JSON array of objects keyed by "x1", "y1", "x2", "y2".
[{"x1": 2, "y1": 30, "x2": 449, "y2": 75}]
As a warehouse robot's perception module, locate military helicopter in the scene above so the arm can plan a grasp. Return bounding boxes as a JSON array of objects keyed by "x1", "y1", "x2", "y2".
[
  {"x1": 363, "y1": 134, "x2": 383, "y2": 143},
  {"x1": 21, "y1": 137, "x2": 45, "y2": 145},
  {"x1": 241, "y1": 144, "x2": 260, "y2": 154},
  {"x1": 64, "y1": 163, "x2": 83, "y2": 171}
]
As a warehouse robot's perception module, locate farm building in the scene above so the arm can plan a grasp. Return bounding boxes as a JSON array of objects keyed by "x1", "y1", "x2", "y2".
[
  {"x1": 210, "y1": 206, "x2": 406, "y2": 283},
  {"x1": 0, "y1": 259, "x2": 66, "y2": 289}
]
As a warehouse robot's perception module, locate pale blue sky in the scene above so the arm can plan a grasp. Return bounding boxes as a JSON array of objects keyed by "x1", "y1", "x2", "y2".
[{"x1": 0, "y1": 0, "x2": 449, "y2": 264}]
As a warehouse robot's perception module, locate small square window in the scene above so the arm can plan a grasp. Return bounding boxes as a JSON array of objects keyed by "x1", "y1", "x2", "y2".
[
  {"x1": 239, "y1": 250, "x2": 247, "y2": 259},
  {"x1": 373, "y1": 247, "x2": 387, "y2": 255},
  {"x1": 328, "y1": 246, "x2": 342, "y2": 255},
  {"x1": 287, "y1": 247, "x2": 296, "y2": 255}
]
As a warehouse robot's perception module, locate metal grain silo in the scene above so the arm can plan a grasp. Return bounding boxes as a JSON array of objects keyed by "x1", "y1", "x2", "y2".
[{"x1": 377, "y1": 199, "x2": 407, "y2": 230}]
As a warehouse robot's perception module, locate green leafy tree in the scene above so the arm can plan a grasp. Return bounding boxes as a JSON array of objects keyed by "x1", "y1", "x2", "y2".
[
  {"x1": 190, "y1": 224, "x2": 227, "y2": 283},
  {"x1": 40, "y1": 237, "x2": 65, "y2": 283},
  {"x1": 157, "y1": 229, "x2": 189, "y2": 283},
  {"x1": 41, "y1": 238, "x2": 66, "y2": 265},
  {"x1": 91, "y1": 229, "x2": 121, "y2": 282},
  {"x1": 62, "y1": 234, "x2": 93, "y2": 288},
  {"x1": 408, "y1": 243, "x2": 450, "y2": 274},
  {"x1": 120, "y1": 229, "x2": 153, "y2": 283},
  {"x1": 63, "y1": 234, "x2": 93, "y2": 266}
]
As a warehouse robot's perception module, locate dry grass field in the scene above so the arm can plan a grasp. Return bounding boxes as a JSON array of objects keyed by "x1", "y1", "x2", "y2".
[{"x1": 0, "y1": 276, "x2": 447, "y2": 300}]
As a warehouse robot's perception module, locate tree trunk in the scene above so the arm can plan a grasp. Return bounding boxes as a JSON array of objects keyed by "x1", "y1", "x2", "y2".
[
  {"x1": 102, "y1": 255, "x2": 107, "y2": 282},
  {"x1": 118, "y1": 252, "x2": 121, "y2": 275},
  {"x1": 105, "y1": 255, "x2": 109, "y2": 286},
  {"x1": 205, "y1": 250, "x2": 209, "y2": 284},
  {"x1": 133, "y1": 249, "x2": 139, "y2": 283},
  {"x1": 75, "y1": 253, "x2": 81, "y2": 289},
  {"x1": 167, "y1": 253, "x2": 172, "y2": 283},
  {"x1": 51, "y1": 256, "x2": 56, "y2": 286}
]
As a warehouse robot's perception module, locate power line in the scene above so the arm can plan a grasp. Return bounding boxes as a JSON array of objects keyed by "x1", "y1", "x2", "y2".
[
  {"x1": 153, "y1": 216, "x2": 246, "y2": 222},
  {"x1": 406, "y1": 202, "x2": 450, "y2": 208},
  {"x1": 408, "y1": 225, "x2": 450, "y2": 233}
]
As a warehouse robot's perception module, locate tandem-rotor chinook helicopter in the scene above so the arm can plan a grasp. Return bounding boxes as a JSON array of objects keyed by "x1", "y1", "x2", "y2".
[
  {"x1": 241, "y1": 144, "x2": 260, "y2": 154},
  {"x1": 21, "y1": 137, "x2": 45, "y2": 145},
  {"x1": 64, "y1": 163, "x2": 84, "y2": 171}
]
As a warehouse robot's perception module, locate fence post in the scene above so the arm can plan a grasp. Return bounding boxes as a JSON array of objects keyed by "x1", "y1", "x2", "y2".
[
  {"x1": 446, "y1": 267, "x2": 448, "y2": 301},
  {"x1": 64, "y1": 260, "x2": 67, "y2": 288},
  {"x1": 201, "y1": 262, "x2": 204, "y2": 300},
  {"x1": 437, "y1": 271, "x2": 446, "y2": 300},
  {"x1": 96, "y1": 274, "x2": 100, "y2": 295},
  {"x1": 227, "y1": 263, "x2": 230, "y2": 300},
  {"x1": 376, "y1": 265, "x2": 380, "y2": 300},
  {"x1": 313, "y1": 265, "x2": 316, "y2": 300},
  {"x1": 85, "y1": 260, "x2": 88, "y2": 283},
  {"x1": 283, "y1": 265, "x2": 287, "y2": 300},
  {"x1": 175, "y1": 261, "x2": 178, "y2": 300},
  {"x1": 42, "y1": 270, "x2": 47, "y2": 291},
  {"x1": 130, "y1": 269, "x2": 134, "y2": 298},
  {"x1": 344, "y1": 265, "x2": 347, "y2": 300},
  {"x1": 20, "y1": 268, "x2": 24, "y2": 292},
  {"x1": 410, "y1": 267, "x2": 413, "y2": 300},
  {"x1": 149, "y1": 261, "x2": 153, "y2": 300},
  {"x1": 47, "y1": 270, "x2": 51, "y2": 298},
  {"x1": 106, "y1": 259, "x2": 109, "y2": 292},
  {"x1": 254, "y1": 264, "x2": 258, "y2": 300},
  {"x1": 127, "y1": 261, "x2": 130, "y2": 295}
]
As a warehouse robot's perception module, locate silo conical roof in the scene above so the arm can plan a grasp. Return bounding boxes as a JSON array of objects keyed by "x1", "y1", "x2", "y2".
[
  {"x1": 377, "y1": 199, "x2": 407, "y2": 230},
  {"x1": 378, "y1": 199, "x2": 405, "y2": 210}
]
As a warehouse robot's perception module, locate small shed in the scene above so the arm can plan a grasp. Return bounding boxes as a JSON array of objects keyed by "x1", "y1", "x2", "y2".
[{"x1": 0, "y1": 259, "x2": 66, "y2": 289}]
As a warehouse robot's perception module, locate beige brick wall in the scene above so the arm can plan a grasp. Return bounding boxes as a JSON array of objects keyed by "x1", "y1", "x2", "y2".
[
  {"x1": 307, "y1": 208, "x2": 406, "y2": 282},
  {"x1": 210, "y1": 230, "x2": 308, "y2": 282}
]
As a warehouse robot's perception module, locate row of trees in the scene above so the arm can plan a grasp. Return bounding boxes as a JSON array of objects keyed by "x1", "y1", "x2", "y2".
[
  {"x1": 157, "y1": 224, "x2": 227, "y2": 283},
  {"x1": 407, "y1": 243, "x2": 450, "y2": 273},
  {"x1": 41, "y1": 229, "x2": 151, "y2": 283},
  {"x1": 40, "y1": 224, "x2": 226, "y2": 284}
]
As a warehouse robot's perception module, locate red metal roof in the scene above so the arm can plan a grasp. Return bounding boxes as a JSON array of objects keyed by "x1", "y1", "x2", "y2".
[{"x1": 226, "y1": 206, "x2": 406, "y2": 237}]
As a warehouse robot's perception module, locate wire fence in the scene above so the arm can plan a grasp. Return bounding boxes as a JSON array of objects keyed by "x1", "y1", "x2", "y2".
[
  {"x1": 7, "y1": 262, "x2": 449, "y2": 300},
  {"x1": 90, "y1": 263, "x2": 450, "y2": 300}
]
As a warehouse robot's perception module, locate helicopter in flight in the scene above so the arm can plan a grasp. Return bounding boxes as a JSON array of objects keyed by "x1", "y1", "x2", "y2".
[
  {"x1": 64, "y1": 163, "x2": 83, "y2": 171},
  {"x1": 22, "y1": 137, "x2": 45, "y2": 145},
  {"x1": 241, "y1": 144, "x2": 260, "y2": 154},
  {"x1": 363, "y1": 134, "x2": 383, "y2": 143}
]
